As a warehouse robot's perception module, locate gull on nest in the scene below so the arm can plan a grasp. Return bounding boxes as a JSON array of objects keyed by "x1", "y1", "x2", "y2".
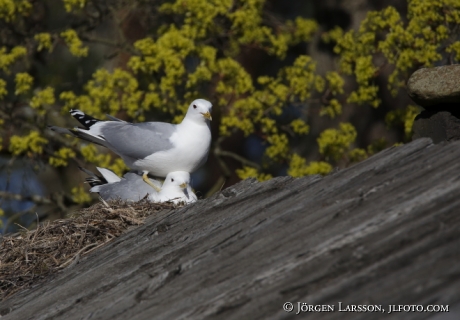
[
  {"x1": 80, "y1": 167, "x2": 197, "y2": 204},
  {"x1": 50, "y1": 99, "x2": 212, "y2": 191}
]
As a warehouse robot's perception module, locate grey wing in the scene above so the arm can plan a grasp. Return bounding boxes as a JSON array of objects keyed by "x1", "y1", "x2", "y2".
[
  {"x1": 100, "y1": 122, "x2": 176, "y2": 160},
  {"x1": 122, "y1": 172, "x2": 160, "y2": 195},
  {"x1": 105, "y1": 114, "x2": 126, "y2": 122},
  {"x1": 98, "y1": 173, "x2": 157, "y2": 201},
  {"x1": 49, "y1": 126, "x2": 108, "y2": 148}
]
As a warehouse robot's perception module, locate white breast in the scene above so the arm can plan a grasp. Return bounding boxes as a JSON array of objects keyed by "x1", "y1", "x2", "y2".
[{"x1": 137, "y1": 121, "x2": 211, "y2": 176}]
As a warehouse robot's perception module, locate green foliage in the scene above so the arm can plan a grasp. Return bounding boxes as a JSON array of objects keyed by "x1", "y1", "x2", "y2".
[
  {"x1": 15, "y1": 72, "x2": 33, "y2": 95},
  {"x1": 348, "y1": 148, "x2": 368, "y2": 163},
  {"x1": 288, "y1": 154, "x2": 332, "y2": 177},
  {"x1": 236, "y1": 166, "x2": 272, "y2": 181},
  {"x1": 71, "y1": 185, "x2": 91, "y2": 204},
  {"x1": 0, "y1": 0, "x2": 458, "y2": 208},
  {"x1": 30, "y1": 87, "x2": 55, "y2": 115},
  {"x1": 0, "y1": 0, "x2": 31, "y2": 22},
  {"x1": 63, "y1": 0, "x2": 87, "y2": 13},
  {"x1": 0, "y1": 46, "x2": 27, "y2": 72},
  {"x1": 49, "y1": 147, "x2": 76, "y2": 167},
  {"x1": 385, "y1": 105, "x2": 421, "y2": 138},
  {"x1": 60, "y1": 30, "x2": 88, "y2": 57},
  {"x1": 61, "y1": 69, "x2": 143, "y2": 119},
  {"x1": 0, "y1": 78, "x2": 7, "y2": 98},
  {"x1": 290, "y1": 119, "x2": 309, "y2": 135},
  {"x1": 320, "y1": 99, "x2": 342, "y2": 118},
  {"x1": 327, "y1": 0, "x2": 460, "y2": 98},
  {"x1": 447, "y1": 41, "x2": 460, "y2": 61},
  {"x1": 79, "y1": 144, "x2": 128, "y2": 175},
  {"x1": 34, "y1": 33, "x2": 53, "y2": 52},
  {"x1": 317, "y1": 123, "x2": 357, "y2": 161},
  {"x1": 9, "y1": 131, "x2": 48, "y2": 156}
]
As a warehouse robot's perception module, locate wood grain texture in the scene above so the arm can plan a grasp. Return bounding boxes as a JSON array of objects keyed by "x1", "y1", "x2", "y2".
[{"x1": 2, "y1": 138, "x2": 460, "y2": 320}]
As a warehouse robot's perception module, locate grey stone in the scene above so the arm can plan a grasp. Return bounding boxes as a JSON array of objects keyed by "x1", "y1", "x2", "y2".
[
  {"x1": 407, "y1": 64, "x2": 460, "y2": 107},
  {"x1": 412, "y1": 110, "x2": 460, "y2": 143},
  {"x1": 2, "y1": 138, "x2": 460, "y2": 320}
]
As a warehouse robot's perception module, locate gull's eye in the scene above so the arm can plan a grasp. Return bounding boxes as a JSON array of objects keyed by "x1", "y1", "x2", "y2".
[
  {"x1": 171, "y1": 178, "x2": 174, "y2": 182},
  {"x1": 193, "y1": 105, "x2": 197, "y2": 109}
]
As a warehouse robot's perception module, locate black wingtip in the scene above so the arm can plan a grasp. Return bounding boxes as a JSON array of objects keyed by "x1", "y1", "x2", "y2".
[{"x1": 69, "y1": 109, "x2": 102, "y2": 129}]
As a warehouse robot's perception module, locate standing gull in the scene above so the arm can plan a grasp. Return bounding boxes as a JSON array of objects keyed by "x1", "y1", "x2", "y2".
[
  {"x1": 81, "y1": 167, "x2": 197, "y2": 204},
  {"x1": 50, "y1": 99, "x2": 212, "y2": 190}
]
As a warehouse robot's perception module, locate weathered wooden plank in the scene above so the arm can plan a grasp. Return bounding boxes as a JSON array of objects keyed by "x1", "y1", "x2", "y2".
[{"x1": 2, "y1": 138, "x2": 460, "y2": 319}]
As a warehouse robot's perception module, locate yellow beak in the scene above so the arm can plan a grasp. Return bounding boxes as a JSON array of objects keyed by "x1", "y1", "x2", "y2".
[
  {"x1": 179, "y1": 183, "x2": 187, "y2": 189},
  {"x1": 201, "y1": 112, "x2": 212, "y2": 121}
]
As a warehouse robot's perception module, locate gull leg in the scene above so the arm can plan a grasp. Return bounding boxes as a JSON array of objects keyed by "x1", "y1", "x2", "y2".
[{"x1": 143, "y1": 171, "x2": 161, "y2": 192}]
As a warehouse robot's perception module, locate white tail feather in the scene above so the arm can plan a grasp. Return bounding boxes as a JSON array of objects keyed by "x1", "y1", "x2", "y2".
[
  {"x1": 96, "y1": 167, "x2": 121, "y2": 183},
  {"x1": 90, "y1": 185, "x2": 101, "y2": 193}
]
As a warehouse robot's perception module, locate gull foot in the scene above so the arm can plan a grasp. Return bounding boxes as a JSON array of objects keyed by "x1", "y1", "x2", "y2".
[{"x1": 143, "y1": 172, "x2": 161, "y2": 192}]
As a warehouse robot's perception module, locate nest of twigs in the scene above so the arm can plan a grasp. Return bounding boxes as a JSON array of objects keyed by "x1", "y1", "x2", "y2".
[{"x1": 0, "y1": 199, "x2": 176, "y2": 301}]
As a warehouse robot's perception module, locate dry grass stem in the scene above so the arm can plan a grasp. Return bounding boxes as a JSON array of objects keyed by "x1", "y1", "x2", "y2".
[{"x1": 0, "y1": 199, "x2": 176, "y2": 300}]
